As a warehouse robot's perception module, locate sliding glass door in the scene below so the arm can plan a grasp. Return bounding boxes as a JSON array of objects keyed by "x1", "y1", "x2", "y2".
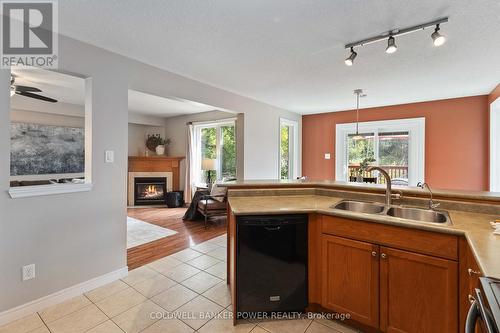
[{"x1": 336, "y1": 118, "x2": 424, "y2": 186}]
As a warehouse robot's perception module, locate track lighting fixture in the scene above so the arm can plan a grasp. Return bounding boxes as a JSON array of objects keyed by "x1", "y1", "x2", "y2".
[
  {"x1": 385, "y1": 36, "x2": 397, "y2": 54},
  {"x1": 344, "y1": 17, "x2": 448, "y2": 65},
  {"x1": 431, "y1": 24, "x2": 446, "y2": 46},
  {"x1": 345, "y1": 47, "x2": 357, "y2": 66}
]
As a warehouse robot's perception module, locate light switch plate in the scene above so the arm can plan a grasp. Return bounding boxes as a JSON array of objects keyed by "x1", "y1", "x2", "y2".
[
  {"x1": 22, "y1": 264, "x2": 35, "y2": 281},
  {"x1": 105, "y1": 150, "x2": 114, "y2": 163},
  {"x1": 324, "y1": 153, "x2": 331, "y2": 160}
]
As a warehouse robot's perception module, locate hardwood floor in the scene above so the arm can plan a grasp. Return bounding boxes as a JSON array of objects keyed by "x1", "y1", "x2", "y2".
[{"x1": 127, "y1": 207, "x2": 227, "y2": 270}]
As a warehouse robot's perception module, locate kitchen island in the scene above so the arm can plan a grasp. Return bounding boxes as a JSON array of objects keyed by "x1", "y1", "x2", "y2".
[{"x1": 225, "y1": 182, "x2": 500, "y2": 333}]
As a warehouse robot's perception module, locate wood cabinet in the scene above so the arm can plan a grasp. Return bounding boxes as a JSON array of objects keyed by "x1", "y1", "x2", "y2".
[
  {"x1": 321, "y1": 235, "x2": 379, "y2": 328},
  {"x1": 379, "y1": 246, "x2": 458, "y2": 333},
  {"x1": 319, "y1": 215, "x2": 459, "y2": 333}
]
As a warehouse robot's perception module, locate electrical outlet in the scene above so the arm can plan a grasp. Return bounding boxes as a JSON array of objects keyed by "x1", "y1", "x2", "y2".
[
  {"x1": 22, "y1": 264, "x2": 35, "y2": 281},
  {"x1": 324, "y1": 153, "x2": 331, "y2": 160}
]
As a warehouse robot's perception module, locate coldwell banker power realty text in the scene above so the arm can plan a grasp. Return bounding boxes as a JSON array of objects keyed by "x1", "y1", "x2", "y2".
[{"x1": 1, "y1": 1, "x2": 58, "y2": 68}]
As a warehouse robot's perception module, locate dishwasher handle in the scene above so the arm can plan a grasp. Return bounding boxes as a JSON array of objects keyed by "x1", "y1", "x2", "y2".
[
  {"x1": 465, "y1": 299, "x2": 479, "y2": 333},
  {"x1": 466, "y1": 289, "x2": 497, "y2": 333}
]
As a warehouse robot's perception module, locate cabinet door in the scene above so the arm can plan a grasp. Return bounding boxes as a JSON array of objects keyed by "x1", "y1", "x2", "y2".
[
  {"x1": 380, "y1": 246, "x2": 458, "y2": 333},
  {"x1": 322, "y1": 234, "x2": 379, "y2": 328}
]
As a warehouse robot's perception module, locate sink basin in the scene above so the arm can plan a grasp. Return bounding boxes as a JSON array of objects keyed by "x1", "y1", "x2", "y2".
[
  {"x1": 386, "y1": 207, "x2": 450, "y2": 224},
  {"x1": 333, "y1": 200, "x2": 385, "y2": 214}
]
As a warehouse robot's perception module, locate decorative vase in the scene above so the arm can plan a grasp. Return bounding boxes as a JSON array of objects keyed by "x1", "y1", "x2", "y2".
[{"x1": 155, "y1": 145, "x2": 165, "y2": 155}]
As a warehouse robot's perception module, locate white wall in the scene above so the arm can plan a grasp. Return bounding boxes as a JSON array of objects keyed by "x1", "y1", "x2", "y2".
[
  {"x1": 0, "y1": 32, "x2": 301, "y2": 318},
  {"x1": 244, "y1": 109, "x2": 302, "y2": 179}
]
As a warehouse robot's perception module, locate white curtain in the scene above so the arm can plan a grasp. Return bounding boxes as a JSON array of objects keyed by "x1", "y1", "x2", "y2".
[{"x1": 184, "y1": 123, "x2": 196, "y2": 203}]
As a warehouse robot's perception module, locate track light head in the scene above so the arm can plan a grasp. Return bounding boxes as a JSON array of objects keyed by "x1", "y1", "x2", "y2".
[
  {"x1": 345, "y1": 47, "x2": 357, "y2": 66},
  {"x1": 431, "y1": 24, "x2": 446, "y2": 46},
  {"x1": 385, "y1": 36, "x2": 397, "y2": 54}
]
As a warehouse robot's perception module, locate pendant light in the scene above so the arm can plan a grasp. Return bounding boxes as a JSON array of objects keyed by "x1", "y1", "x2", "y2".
[{"x1": 352, "y1": 89, "x2": 366, "y2": 140}]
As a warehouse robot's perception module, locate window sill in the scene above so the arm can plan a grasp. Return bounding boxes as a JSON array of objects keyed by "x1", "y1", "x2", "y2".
[{"x1": 8, "y1": 183, "x2": 93, "y2": 199}]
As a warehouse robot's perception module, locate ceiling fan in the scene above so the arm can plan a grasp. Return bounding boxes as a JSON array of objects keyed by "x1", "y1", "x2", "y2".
[{"x1": 10, "y1": 75, "x2": 58, "y2": 103}]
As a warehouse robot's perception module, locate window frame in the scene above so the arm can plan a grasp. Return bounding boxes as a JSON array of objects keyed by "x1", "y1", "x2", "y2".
[
  {"x1": 193, "y1": 118, "x2": 236, "y2": 184},
  {"x1": 491, "y1": 99, "x2": 500, "y2": 191},
  {"x1": 335, "y1": 117, "x2": 425, "y2": 186},
  {"x1": 279, "y1": 118, "x2": 299, "y2": 180}
]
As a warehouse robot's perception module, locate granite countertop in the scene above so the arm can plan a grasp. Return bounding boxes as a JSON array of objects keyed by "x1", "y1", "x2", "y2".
[{"x1": 228, "y1": 195, "x2": 500, "y2": 279}]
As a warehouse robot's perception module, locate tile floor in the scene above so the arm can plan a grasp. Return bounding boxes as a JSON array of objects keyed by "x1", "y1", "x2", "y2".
[{"x1": 0, "y1": 234, "x2": 361, "y2": 333}]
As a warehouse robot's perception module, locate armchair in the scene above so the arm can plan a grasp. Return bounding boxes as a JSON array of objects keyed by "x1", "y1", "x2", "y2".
[{"x1": 196, "y1": 186, "x2": 228, "y2": 228}]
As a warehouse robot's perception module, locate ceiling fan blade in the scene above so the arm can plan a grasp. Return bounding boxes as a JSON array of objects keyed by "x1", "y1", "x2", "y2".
[
  {"x1": 14, "y1": 85, "x2": 42, "y2": 92},
  {"x1": 17, "y1": 91, "x2": 58, "y2": 103}
]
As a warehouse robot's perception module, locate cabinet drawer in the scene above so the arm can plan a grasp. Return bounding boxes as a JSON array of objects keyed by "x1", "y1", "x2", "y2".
[{"x1": 321, "y1": 215, "x2": 458, "y2": 260}]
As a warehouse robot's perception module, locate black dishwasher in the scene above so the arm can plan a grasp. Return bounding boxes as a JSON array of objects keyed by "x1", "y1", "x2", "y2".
[{"x1": 237, "y1": 214, "x2": 308, "y2": 314}]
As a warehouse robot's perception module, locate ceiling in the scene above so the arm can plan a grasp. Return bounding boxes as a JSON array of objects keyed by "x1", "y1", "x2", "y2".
[
  {"x1": 11, "y1": 68, "x2": 85, "y2": 106},
  {"x1": 128, "y1": 90, "x2": 216, "y2": 118},
  {"x1": 58, "y1": 0, "x2": 500, "y2": 114},
  {"x1": 10, "y1": 68, "x2": 217, "y2": 118}
]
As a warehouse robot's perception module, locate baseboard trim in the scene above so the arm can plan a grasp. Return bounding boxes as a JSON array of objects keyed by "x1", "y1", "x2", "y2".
[{"x1": 0, "y1": 266, "x2": 128, "y2": 326}]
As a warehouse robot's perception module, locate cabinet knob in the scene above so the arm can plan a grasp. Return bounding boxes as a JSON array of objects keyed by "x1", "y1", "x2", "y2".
[
  {"x1": 468, "y1": 268, "x2": 481, "y2": 276},
  {"x1": 381, "y1": 253, "x2": 387, "y2": 259},
  {"x1": 371, "y1": 251, "x2": 377, "y2": 257},
  {"x1": 468, "y1": 294, "x2": 476, "y2": 304}
]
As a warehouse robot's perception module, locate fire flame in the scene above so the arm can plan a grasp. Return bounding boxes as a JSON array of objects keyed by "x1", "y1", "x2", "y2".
[
  {"x1": 146, "y1": 185, "x2": 157, "y2": 194},
  {"x1": 141, "y1": 185, "x2": 163, "y2": 199}
]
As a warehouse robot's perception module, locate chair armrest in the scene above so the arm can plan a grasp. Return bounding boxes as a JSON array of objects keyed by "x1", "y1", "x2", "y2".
[{"x1": 199, "y1": 194, "x2": 228, "y2": 214}]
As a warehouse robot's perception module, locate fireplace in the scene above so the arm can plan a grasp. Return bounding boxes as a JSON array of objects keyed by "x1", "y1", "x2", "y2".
[{"x1": 134, "y1": 177, "x2": 167, "y2": 205}]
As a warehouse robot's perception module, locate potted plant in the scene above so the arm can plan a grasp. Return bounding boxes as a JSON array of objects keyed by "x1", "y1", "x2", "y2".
[
  {"x1": 146, "y1": 135, "x2": 172, "y2": 155},
  {"x1": 155, "y1": 137, "x2": 171, "y2": 155},
  {"x1": 358, "y1": 157, "x2": 376, "y2": 182}
]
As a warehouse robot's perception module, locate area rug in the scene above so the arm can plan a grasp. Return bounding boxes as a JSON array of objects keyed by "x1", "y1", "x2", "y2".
[{"x1": 127, "y1": 216, "x2": 178, "y2": 249}]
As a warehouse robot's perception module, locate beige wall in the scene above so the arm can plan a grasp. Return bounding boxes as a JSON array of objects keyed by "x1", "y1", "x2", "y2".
[
  {"x1": 128, "y1": 123, "x2": 165, "y2": 156},
  {"x1": 11, "y1": 109, "x2": 85, "y2": 128}
]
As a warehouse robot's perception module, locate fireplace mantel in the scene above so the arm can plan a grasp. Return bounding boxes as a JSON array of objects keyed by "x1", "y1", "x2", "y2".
[{"x1": 128, "y1": 156, "x2": 185, "y2": 205}]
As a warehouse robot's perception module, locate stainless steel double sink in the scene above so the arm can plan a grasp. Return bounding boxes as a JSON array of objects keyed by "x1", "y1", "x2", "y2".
[{"x1": 332, "y1": 200, "x2": 452, "y2": 225}]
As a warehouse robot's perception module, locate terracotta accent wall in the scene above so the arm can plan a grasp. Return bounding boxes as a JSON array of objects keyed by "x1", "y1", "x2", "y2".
[{"x1": 302, "y1": 96, "x2": 489, "y2": 191}]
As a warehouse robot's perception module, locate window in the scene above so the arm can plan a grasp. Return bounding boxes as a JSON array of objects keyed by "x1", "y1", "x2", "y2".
[
  {"x1": 279, "y1": 118, "x2": 299, "y2": 179},
  {"x1": 195, "y1": 120, "x2": 236, "y2": 184},
  {"x1": 336, "y1": 118, "x2": 424, "y2": 186}
]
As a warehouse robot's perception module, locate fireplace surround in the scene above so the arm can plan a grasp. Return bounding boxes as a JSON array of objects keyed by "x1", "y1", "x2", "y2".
[{"x1": 128, "y1": 156, "x2": 184, "y2": 206}]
